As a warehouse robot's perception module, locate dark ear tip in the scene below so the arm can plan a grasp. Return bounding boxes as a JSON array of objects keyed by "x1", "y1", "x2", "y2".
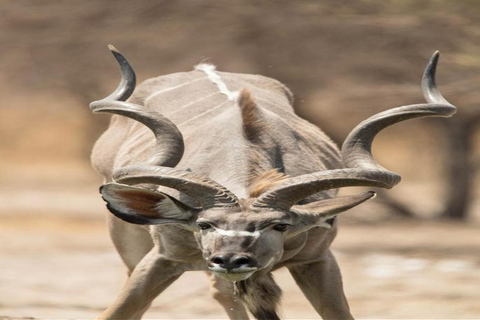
[
  {"x1": 105, "y1": 202, "x2": 152, "y2": 225},
  {"x1": 99, "y1": 183, "x2": 118, "y2": 205},
  {"x1": 99, "y1": 182, "x2": 117, "y2": 195}
]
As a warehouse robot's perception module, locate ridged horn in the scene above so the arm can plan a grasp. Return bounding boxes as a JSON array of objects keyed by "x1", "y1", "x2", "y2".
[
  {"x1": 253, "y1": 52, "x2": 456, "y2": 210},
  {"x1": 113, "y1": 165, "x2": 240, "y2": 209},
  {"x1": 89, "y1": 45, "x2": 184, "y2": 168},
  {"x1": 422, "y1": 51, "x2": 452, "y2": 105},
  {"x1": 92, "y1": 46, "x2": 240, "y2": 210},
  {"x1": 103, "y1": 44, "x2": 136, "y2": 102}
]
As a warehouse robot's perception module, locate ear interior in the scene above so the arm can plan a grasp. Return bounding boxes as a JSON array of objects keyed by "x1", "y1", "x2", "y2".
[
  {"x1": 291, "y1": 191, "x2": 376, "y2": 228},
  {"x1": 100, "y1": 183, "x2": 192, "y2": 225}
]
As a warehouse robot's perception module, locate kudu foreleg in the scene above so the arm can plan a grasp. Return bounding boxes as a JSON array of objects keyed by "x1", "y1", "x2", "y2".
[
  {"x1": 288, "y1": 251, "x2": 354, "y2": 320},
  {"x1": 97, "y1": 249, "x2": 182, "y2": 320}
]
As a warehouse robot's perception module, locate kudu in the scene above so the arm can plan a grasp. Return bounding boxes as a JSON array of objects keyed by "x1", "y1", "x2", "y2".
[{"x1": 90, "y1": 46, "x2": 455, "y2": 320}]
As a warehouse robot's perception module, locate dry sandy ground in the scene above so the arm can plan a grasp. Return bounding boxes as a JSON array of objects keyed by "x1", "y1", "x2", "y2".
[{"x1": 1, "y1": 187, "x2": 479, "y2": 320}]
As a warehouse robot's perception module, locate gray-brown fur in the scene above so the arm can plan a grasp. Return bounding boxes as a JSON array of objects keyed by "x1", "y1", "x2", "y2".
[
  {"x1": 235, "y1": 274, "x2": 282, "y2": 320},
  {"x1": 90, "y1": 48, "x2": 455, "y2": 320}
]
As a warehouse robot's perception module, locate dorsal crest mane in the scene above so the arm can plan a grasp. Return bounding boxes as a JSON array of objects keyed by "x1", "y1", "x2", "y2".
[
  {"x1": 248, "y1": 169, "x2": 288, "y2": 198},
  {"x1": 194, "y1": 63, "x2": 283, "y2": 196}
]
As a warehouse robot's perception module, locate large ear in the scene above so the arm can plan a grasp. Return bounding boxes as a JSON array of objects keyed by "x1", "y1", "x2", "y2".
[
  {"x1": 291, "y1": 191, "x2": 375, "y2": 229},
  {"x1": 100, "y1": 183, "x2": 196, "y2": 225}
]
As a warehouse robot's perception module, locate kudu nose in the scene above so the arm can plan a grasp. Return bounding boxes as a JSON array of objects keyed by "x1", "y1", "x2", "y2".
[{"x1": 210, "y1": 254, "x2": 256, "y2": 270}]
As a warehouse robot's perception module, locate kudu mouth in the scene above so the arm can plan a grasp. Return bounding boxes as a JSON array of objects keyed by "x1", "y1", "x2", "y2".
[{"x1": 209, "y1": 266, "x2": 258, "y2": 281}]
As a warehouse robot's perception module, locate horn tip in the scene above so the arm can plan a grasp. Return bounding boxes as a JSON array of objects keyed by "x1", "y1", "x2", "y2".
[
  {"x1": 431, "y1": 50, "x2": 440, "y2": 64},
  {"x1": 108, "y1": 44, "x2": 119, "y2": 53},
  {"x1": 423, "y1": 51, "x2": 440, "y2": 84}
]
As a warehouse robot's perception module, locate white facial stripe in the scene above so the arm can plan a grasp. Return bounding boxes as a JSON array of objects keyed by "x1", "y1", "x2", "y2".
[{"x1": 213, "y1": 227, "x2": 260, "y2": 237}]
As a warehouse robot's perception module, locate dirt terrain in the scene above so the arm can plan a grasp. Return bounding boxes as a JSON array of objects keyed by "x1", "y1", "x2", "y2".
[
  {"x1": 2, "y1": 1, "x2": 480, "y2": 319},
  {"x1": 1, "y1": 174, "x2": 479, "y2": 319}
]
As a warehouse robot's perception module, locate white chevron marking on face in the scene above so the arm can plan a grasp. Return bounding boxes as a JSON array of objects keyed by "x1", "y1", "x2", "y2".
[{"x1": 213, "y1": 228, "x2": 260, "y2": 237}]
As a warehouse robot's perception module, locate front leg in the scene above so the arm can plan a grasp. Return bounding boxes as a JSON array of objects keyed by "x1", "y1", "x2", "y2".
[
  {"x1": 288, "y1": 250, "x2": 354, "y2": 320},
  {"x1": 97, "y1": 248, "x2": 182, "y2": 320}
]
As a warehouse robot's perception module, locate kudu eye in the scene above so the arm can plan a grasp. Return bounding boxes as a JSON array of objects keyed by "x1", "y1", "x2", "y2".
[
  {"x1": 197, "y1": 222, "x2": 212, "y2": 230},
  {"x1": 273, "y1": 223, "x2": 290, "y2": 232}
]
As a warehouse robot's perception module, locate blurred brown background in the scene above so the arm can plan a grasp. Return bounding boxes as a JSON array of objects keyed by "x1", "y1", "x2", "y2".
[{"x1": 1, "y1": 1, "x2": 479, "y2": 319}]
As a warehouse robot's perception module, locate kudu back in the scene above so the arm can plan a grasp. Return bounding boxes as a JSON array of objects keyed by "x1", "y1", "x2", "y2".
[{"x1": 90, "y1": 46, "x2": 455, "y2": 320}]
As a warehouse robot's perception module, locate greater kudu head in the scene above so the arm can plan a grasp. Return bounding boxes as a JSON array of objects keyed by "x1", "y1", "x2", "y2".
[{"x1": 91, "y1": 46, "x2": 456, "y2": 282}]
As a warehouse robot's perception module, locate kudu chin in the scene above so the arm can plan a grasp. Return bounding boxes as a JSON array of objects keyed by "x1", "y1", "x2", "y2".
[{"x1": 90, "y1": 45, "x2": 455, "y2": 320}]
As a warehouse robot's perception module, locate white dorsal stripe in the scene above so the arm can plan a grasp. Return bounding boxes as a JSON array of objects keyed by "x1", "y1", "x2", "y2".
[
  {"x1": 214, "y1": 227, "x2": 260, "y2": 237},
  {"x1": 195, "y1": 63, "x2": 240, "y2": 101}
]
